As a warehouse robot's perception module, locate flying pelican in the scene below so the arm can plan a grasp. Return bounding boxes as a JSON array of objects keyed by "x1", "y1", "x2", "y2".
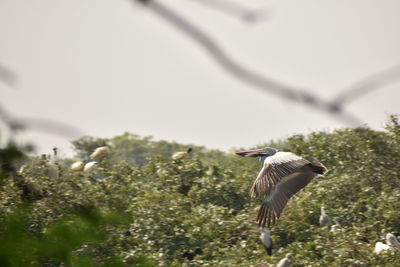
[
  {"x1": 276, "y1": 253, "x2": 293, "y2": 267},
  {"x1": 70, "y1": 161, "x2": 85, "y2": 172},
  {"x1": 172, "y1": 148, "x2": 192, "y2": 160},
  {"x1": 259, "y1": 228, "x2": 273, "y2": 256},
  {"x1": 319, "y1": 206, "x2": 332, "y2": 227},
  {"x1": 84, "y1": 161, "x2": 98, "y2": 172},
  {"x1": 386, "y1": 233, "x2": 400, "y2": 248},
  {"x1": 235, "y1": 147, "x2": 328, "y2": 227},
  {"x1": 330, "y1": 217, "x2": 342, "y2": 232},
  {"x1": 90, "y1": 146, "x2": 110, "y2": 160}
]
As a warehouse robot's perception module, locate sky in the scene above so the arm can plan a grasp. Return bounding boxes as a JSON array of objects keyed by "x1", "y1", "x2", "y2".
[{"x1": 1, "y1": 0, "x2": 400, "y2": 157}]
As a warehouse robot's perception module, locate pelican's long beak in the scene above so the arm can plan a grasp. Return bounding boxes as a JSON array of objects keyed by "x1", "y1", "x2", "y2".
[{"x1": 235, "y1": 148, "x2": 267, "y2": 157}]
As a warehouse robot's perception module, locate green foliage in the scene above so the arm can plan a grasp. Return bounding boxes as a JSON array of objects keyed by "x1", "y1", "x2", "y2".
[
  {"x1": 72, "y1": 132, "x2": 228, "y2": 166},
  {"x1": 0, "y1": 206, "x2": 128, "y2": 266},
  {"x1": 1, "y1": 116, "x2": 400, "y2": 266}
]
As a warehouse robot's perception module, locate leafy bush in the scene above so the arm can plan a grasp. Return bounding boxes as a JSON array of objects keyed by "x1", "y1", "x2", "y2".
[{"x1": 0, "y1": 116, "x2": 399, "y2": 266}]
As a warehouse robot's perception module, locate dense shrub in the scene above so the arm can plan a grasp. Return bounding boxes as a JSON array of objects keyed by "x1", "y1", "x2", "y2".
[{"x1": 0, "y1": 116, "x2": 399, "y2": 266}]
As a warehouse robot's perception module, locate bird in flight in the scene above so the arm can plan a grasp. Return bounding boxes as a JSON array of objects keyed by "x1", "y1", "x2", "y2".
[{"x1": 235, "y1": 147, "x2": 328, "y2": 227}]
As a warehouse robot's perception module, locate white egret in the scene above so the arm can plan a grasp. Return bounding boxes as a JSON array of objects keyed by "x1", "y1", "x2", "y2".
[
  {"x1": 276, "y1": 253, "x2": 293, "y2": 267},
  {"x1": 70, "y1": 161, "x2": 85, "y2": 172},
  {"x1": 374, "y1": 242, "x2": 391, "y2": 254},
  {"x1": 386, "y1": 233, "x2": 400, "y2": 248},
  {"x1": 330, "y1": 217, "x2": 342, "y2": 232},
  {"x1": 374, "y1": 232, "x2": 400, "y2": 254},
  {"x1": 172, "y1": 148, "x2": 192, "y2": 160},
  {"x1": 47, "y1": 147, "x2": 59, "y2": 179},
  {"x1": 259, "y1": 228, "x2": 273, "y2": 256},
  {"x1": 84, "y1": 161, "x2": 98, "y2": 172},
  {"x1": 90, "y1": 146, "x2": 110, "y2": 160},
  {"x1": 17, "y1": 165, "x2": 27, "y2": 175},
  {"x1": 319, "y1": 206, "x2": 332, "y2": 227},
  {"x1": 235, "y1": 147, "x2": 328, "y2": 227}
]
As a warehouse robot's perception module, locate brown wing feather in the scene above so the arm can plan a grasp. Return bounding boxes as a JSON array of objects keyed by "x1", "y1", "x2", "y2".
[
  {"x1": 256, "y1": 167, "x2": 316, "y2": 228},
  {"x1": 250, "y1": 157, "x2": 309, "y2": 198}
]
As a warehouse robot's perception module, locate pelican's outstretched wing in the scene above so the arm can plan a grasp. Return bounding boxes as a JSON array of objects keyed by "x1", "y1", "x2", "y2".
[
  {"x1": 256, "y1": 166, "x2": 316, "y2": 227},
  {"x1": 250, "y1": 152, "x2": 309, "y2": 197}
]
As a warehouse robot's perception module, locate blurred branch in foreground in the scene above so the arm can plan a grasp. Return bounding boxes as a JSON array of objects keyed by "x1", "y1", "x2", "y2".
[
  {"x1": 189, "y1": 0, "x2": 269, "y2": 23},
  {"x1": 331, "y1": 64, "x2": 400, "y2": 106},
  {"x1": 0, "y1": 63, "x2": 17, "y2": 88},
  {"x1": 135, "y1": 0, "x2": 362, "y2": 126},
  {"x1": 0, "y1": 103, "x2": 84, "y2": 140}
]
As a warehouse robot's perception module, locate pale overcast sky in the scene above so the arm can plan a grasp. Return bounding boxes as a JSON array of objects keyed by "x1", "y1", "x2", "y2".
[{"x1": 1, "y1": 0, "x2": 400, "y2": 157}]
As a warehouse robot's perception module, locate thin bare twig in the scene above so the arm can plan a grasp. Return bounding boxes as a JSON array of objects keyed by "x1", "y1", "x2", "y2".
[
  {"x1": 331, "y1": 64, "x2": 400, "y2": 106},
  {"x1": 0, "y1": 103, "x2": 84, "y2": 139},
  {"x1": 189, "y1": 0, "x2": 268, "y2": 23},
  {"x1": 135, "y1": 0, "x2": 362, "y2": 126},
  {"x1": 0, "y1": 63, "x2": 17, "y2": 88},
  {"x1": 17, "y1": 118, "x2": 85, "y2": 139}
]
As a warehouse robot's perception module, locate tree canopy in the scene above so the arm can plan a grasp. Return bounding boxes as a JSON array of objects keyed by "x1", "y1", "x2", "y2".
[{"x1": 1, "y1": 116, "x2": 399, "y2": 266}]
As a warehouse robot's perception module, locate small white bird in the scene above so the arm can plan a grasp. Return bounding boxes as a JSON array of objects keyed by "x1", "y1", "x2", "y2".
[
  {"x1": 330, "y1": 217, "x2": 342, "y2": 232},
  {"x1": 276, "y1": 253, "x2": 293, "y2": 267},
  {"x1": 172, "y1": 148, "x2": 192, "y2": 160},
  {"x1": 50, "y1": 147, "x2": 58, "y2": 164},
  {"x1": 259, "y1": 228, "x2": 273, "y2": 256},
  {"x1": 374, "y1": 242, "x2": 391, "y2": 254},
  {"x1": 84, "y1": 161, "x2": 98, "y2": 172},
  {"x1": 90, "y1": 146, "x2": 110, "y2": 160},
  {"x1": 386, "y1": 233, "x2": 400, "y2": 248},
  {"x1": 70, "y1": 161, "x2": 85, "y2": 172},
  {"x1": 319, "y1": 206, "x2": 332, "y2": 227},
  {"x1": 17, "y1": 165, "x2": 27, "y2": 175}
]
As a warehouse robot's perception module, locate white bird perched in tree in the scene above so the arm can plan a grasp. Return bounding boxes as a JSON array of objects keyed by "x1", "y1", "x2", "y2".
[
  {"x1": 47, "y1": 147, "x2": 59, "y2": 179},
  {"x1": 374, "y1": 242, "x2": 391, "y2": 254},
  {"x1": 386, "y1": 233, "x2": 400, "y2": 248},
  {"x1": 319, "y1": 206, "x2": 332, "y2": 227},
  {"x1": 90, "y1": 146, "x2": 110, "y2": 160},
  {"x1": 235, "y1": 147, "x2": 328, "y2": 227},
  {"x1": 330, "y1": 217, "x2": 342, "y2": 232},
  {"x1": 276, "y1": 253, "x2": 293, "y2": 267},
  {"x1": 50, "y1": 147, "x2": 58, "y2": 164},
  {"x1": 70, "y1": 161, "x2": 85, "y2": 172},
  {"x1": 172, "y1": 148, "x2": 192, "y2": 160},
  {"x1": 17, "y1": 165, "x2": 27, "y2": 175},
  {"x1": 84, "y1": 161, "x2": 98, "y2": 172},
  {"x1": 259, "y1": 228, "x2": 273, "y2": 256}
]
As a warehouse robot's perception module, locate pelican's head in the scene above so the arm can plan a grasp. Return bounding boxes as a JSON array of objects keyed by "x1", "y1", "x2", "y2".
[
  {"x1": 286, "y1": 253, "x2": 293, "y2": 259},
  {"x1": 235, "y1": 147, "x2": 277, "y2": 162}
]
